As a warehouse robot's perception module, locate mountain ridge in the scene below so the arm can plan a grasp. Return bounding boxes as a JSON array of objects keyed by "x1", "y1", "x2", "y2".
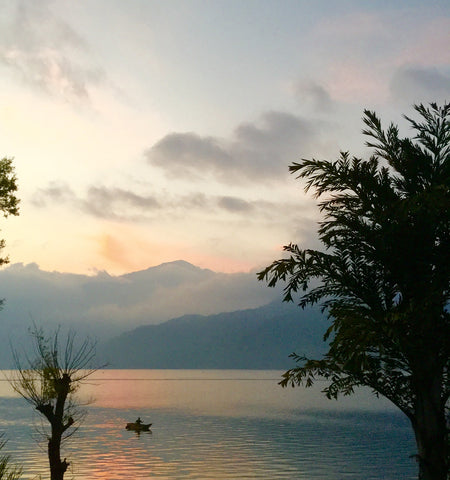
[
  {"x1": 99, "y1": 301, "x2": 329, "y2": 369},
  {"x1": 0, "y1": 260, "x2": 280, "y2": 367},
  {"x1": 0, "y1": 260, "x2": 327, "y2": 369}
]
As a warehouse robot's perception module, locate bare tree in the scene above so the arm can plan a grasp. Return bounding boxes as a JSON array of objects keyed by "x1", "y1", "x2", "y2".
[{"x1": 9, "y1": 325, "x2": 100, "y2": 480}]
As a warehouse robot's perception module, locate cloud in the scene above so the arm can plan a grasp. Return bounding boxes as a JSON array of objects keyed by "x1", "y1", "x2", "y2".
[
  {"x1": 31, "y1": 182, "x2": 160, "y2": 221},
  {"x1": 217, "y1": 196, "x2": 253, "y2": 213},
  {"x1": 147, "y1": 133, "x2": 231, "y2": 182},
  {"x1": 306, "y1": 10, "x2": 450, "y2": 105},
  {"x1": 31, "y1": 181, "x2": 77, "y2": 207},
  {"x1": 392, "y1": 17, "x2": 450, "y2": 67},
  {"x1": 83, "y1": 186, "x2": 160, "y2": 220},
  {"x1": 0, "y1": 0, "x2": 104, "y2": 102},
  {"x1": 389, "y1": 67, "x2": 450, "y2": 104},
  {"x1": 96, "y1": 233, "x2": 139, "y2": 272},
  {"x1": 292, "y1": 80, "x2": 334, "y2": 112},
  {"x1": 31, "y1": 182, "x2": 290, "y2": 222},
  {"x1": 0, "y1": 261, "x2": 279, "y2": 344},
  {"x1": 145, "y1": 111, "x2": 320, "y2": 184}
]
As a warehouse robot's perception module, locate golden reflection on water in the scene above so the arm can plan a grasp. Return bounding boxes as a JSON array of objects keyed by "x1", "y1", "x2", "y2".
[
  {"x1": 70, "y1": 421, "x2": 298, "y2": 480},
  {"x1": 0, "y1": 370, "x2": 412, "y2": 480},
  {"x1": 2, "y1": 369, "x2": 396, "y2": 415},
  {"x1": 82, "y1": 369, "x2": 395, "y2": 415}
]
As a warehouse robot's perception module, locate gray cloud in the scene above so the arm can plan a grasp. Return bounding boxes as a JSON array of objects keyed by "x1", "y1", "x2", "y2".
[
  {"x1": 31, "y1": 183, "x2": 160, "y2": 221},
  {"x1": 145, "y1": 111, "x2": 319, "y2": 184},
  {"x1": 179, "y1": 193, "x2": 208, "y2": 209},
  {"x1": 31, "y1": 181, "x2": 76, "y2": 207},
  {"x1": 147, "y1": 133, "x2": 231, "y2": 182},
  {"x1": 0, "y1": 0, "x2": 104, "y2": 101},
  {"x1": 217, "y1": 196, "x2": 253, "y2": 213},
  {"x1": 31, "y1": 183, "x2": 283, "y2": 221},
  {"x1": 83, "y1": 186, "x2": 160, "y2": 220},
  {"x1": 390, "y1": 67, "x2": 450, "y2": 104},
  {"x1": 292, "y1": 80, "x2": 334, "y2": 112},
  {"x1": 171, "y1": 193, "x2": 287, "y2": 218}
]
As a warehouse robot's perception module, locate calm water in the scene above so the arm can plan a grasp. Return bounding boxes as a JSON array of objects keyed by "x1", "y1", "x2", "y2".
[{"x1": 0, "y1": 370, "x2": 416, "y2": 479}]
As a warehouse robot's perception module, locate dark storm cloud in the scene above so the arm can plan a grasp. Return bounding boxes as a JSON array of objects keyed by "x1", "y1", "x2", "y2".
[
  {"x1": 390, "y1": 67, "x2": 450, "y2": 104},
  {"x1": 0, "y1": 0, "x2": 104, "y2": 101},
  {"x1": 145, "y1": 111, "x2": 319, "y2": 184}
]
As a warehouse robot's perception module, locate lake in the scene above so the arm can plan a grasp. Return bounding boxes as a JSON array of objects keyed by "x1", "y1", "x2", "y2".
[{"x1": 0, "y1": 370, "x2": 417, "y2": 479}]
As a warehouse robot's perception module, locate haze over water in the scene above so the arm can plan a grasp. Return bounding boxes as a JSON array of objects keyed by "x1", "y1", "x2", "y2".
[{"x1": 0, "y1": 370, "x2": 416, "y2": 479}]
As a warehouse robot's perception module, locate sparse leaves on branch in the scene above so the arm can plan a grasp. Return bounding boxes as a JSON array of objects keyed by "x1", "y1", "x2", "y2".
[{"x1": 9, "y1": 325, "x2": 101, "y2": 480}]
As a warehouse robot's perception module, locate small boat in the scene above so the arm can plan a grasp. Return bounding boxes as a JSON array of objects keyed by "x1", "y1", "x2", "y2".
[{"x1": 125, "y1": 422, "x2": 152, "y2": 432}]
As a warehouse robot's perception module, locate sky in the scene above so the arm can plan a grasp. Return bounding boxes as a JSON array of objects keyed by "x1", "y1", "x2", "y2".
[{"x1": 0, "y1": 0, "x2": 449, "y2": 276}]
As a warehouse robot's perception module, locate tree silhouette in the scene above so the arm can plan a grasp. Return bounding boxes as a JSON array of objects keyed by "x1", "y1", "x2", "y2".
[
  {"x1": 9, "y1": 326, "x2": 100, "y2": 480},
  {"x1": 258, "y1": 103, "x2": 449, "y2": 480},
  {"x1": 0, "y1": 156, "x2": 19, "y2": 308}
]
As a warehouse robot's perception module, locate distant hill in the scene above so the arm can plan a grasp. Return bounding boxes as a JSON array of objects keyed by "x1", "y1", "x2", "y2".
[
  {"x1": 99, "y1": 301, "x2": 329, "y2": 369},
  {"x1": 0, "y1": 260, "x2": 280, "y2": 367}
]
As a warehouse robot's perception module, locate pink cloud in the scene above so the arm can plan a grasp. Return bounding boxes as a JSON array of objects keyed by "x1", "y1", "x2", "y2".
[{"x1": 392, "y1": 18, "x2": 450, "y2": 67}]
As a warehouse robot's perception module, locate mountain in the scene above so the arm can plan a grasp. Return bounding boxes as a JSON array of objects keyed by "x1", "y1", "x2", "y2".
[
  {"x1": 0, "y1": 260, "x2": 280, "y2": 367},
  {"x1": 0, "y1": 261, "x2": 278, "y2": 334},
  {"x1": 99, "y1": 301, "x2": 329, "y2": 369},
  {"x1": 0, "y1": 260, "x2": 328, "y2": 370}
]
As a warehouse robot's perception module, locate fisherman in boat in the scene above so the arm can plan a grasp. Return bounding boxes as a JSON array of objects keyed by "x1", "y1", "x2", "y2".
[{"x1": 126, "y1": 417, "x2": 151, "y2": 431}]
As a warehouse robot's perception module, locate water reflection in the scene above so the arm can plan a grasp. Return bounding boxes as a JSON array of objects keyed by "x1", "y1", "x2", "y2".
[
  {"x1": 82, "y1": 369, "x2": 397, "y2": 417},
  {"x1": 0, "y1": 370, "x2": 416, "y2": 479}
]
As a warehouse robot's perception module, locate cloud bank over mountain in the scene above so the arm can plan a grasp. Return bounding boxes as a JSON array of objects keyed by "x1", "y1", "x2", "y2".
[{"x1": 0, "y1": 260, "x2": 281, "y2": 360}]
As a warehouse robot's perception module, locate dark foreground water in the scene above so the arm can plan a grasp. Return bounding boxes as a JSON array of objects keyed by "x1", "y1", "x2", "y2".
[{"x1": 0, "y1": 370, "x2": 416, "y2": 479}]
